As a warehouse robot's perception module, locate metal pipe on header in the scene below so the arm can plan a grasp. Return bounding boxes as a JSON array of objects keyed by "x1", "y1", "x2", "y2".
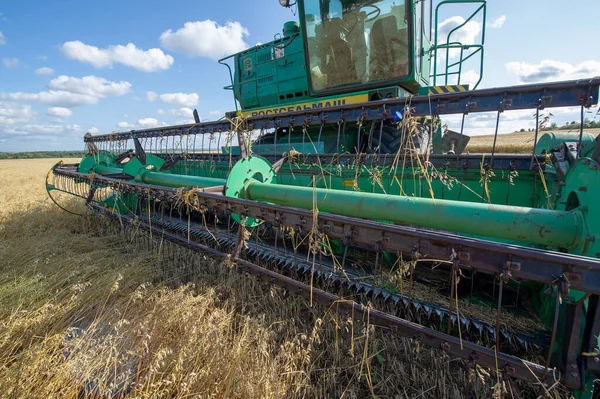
[
  {"x1": 135, "y1": 171, "x2": 226, "y2": 188},
  {"x1": 243, "y1": 180, "x2": 583, "y2": 249}
]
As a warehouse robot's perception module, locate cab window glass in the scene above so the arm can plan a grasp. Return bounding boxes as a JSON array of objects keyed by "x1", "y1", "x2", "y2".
[{"x1": 303, "y1": 0, "x2": 410, "y2": 92}]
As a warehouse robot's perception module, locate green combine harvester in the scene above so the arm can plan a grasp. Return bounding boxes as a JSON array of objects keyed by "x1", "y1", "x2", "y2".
[{"x1": 48, "y1": 0, "x2": 600, "y2": 396}]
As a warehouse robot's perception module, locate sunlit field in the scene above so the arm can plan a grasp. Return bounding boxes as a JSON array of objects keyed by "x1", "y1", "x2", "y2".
[{"x1": 466, "y1": 128, "x2": 600, "y2": 153}]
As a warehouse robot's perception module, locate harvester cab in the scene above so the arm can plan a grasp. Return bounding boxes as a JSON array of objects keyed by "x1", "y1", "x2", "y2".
[{"x1": 220, "y1": 0, "x2": 485, "y2": 155}]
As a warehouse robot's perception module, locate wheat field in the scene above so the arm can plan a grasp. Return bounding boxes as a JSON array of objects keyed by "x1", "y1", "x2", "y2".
[
  {"x1": 466, "y1": 128, "x2": 600, "y2": 153},
  {"x1": 0, "y1": 158, "x2": 570, "y2": 398}
]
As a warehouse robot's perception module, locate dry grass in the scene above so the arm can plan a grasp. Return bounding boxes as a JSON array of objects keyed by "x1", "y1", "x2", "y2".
[
  {"x1": 0, "y1": 159, "x2": 569, "y2": 398},
  {"x1": 466, "y1": 128, "x2": 600, "y2": 154}
]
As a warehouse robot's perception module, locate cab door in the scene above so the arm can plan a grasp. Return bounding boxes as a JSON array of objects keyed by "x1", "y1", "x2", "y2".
[{"x1": 415, "y1": 0, "x2": 432, "y2": 87}]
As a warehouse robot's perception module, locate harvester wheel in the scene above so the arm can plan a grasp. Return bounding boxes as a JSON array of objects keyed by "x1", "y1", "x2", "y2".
[{"x1": 367, "y1": 121, "x2": 430, "y2": 155}]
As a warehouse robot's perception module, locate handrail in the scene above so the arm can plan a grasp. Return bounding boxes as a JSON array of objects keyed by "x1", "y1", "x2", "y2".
[{"x1": 432, "y1": 0, "x2": 486, "y2": 89}]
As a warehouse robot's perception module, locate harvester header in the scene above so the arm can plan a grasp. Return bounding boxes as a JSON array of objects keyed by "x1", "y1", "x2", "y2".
[{"x1": 46, "y1": 1, "x2": 600, "y2": 396}]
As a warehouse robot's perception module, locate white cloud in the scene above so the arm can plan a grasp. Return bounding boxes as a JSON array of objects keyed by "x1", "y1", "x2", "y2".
[
  {"x1": 157, "y1": 109, "x2": 166, "y2": 115},
  {"x1": 0, "y1": 75, "x2": 132, "y2": 108},
  {"x1": 3, "y1": 124, "x2": 82, "y2": 136},
  {"x1": 3, "y1": 57, "x2": 19, "y2": 68},
  {"x1": 146, "y1": 91, "x2": 198, "y2": 107},
  {"x1": 166, "y1": 107, "x2": 196, "y2": 124},
  {"x1": 0, "y1": 31, "x2": 5, "y2": 45},
  {"x1": 35, "y1": 67, "x2": 55, "y2": 76},
  {"x1": 442, "y1": 109, "x2": 539, "y2": 136},
  {"x1": 49, "y1": 75, "x2": 131, "y2": 97},
  {"x1": 489, "y1": 16, "x2": 506, "y2": 29},
  {"x1": 160, "y1": 20, "x2": 249, "y2": 60},
  {"x1": 10, "y1": 125, "x2": 64, "y2": 135},
  {"x1": 61, "y1": 41, "x2": 174, "y2": 72},
  {"x1": 117, "y1": 121, "x2": 135, "y2": 129},
  {"x1": 137, "y1": 117, "x2": 168, "y2": 128},
  {"x1": 169, "y1": 107, "x2": 194, "y2": 118},
  {"x1": 442, "y1": 107, "x2": 591, "y2": 137},
  {"x1": 437, "y1": 17, "x2": 481, "y2": 58},
  {"x1": 461, "y1": 70, "x2": 480, "y2": 87},
  {"x1": 506, "y1": 60, "x2": 600, "y2": 83},
  {"x1": 0, "y1": 102, "x2": 35, "y2": 126},
  {"x1": 88, "y1": 127, "x2": 99, "y2": 134},
  {"x1": 1, "y1": 91, "x2": 98, "y2": 108},
  {"x1": 46, "y1": 107, "x2": 72, "y2": 118},
  {"x1": 117, "y1": 118, "x2": 167, "y2": 130},
  {"x1": 209, "y1": 110, "x2": 223, "y2": 117}
]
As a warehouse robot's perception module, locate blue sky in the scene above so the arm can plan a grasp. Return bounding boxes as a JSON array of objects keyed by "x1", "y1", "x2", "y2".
[{"x1": 0, "y1": 0, "x2": 599, "y2": 152}]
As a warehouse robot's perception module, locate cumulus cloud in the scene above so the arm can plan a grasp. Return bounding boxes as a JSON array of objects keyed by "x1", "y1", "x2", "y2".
[
  {"x1": 160, "y1": 20, "x2": 249, "y2": 60},
  {"x1": 117, "y1": 121, "x2": 135, "y2": 129},
  {"x1": 165, "y1": 108, "x2": 196, "y2": 124},
  {"x1": 46, "y1": 107, "x2": 72, "y2": 118},
  {"x1": 0, "y1": 102, "x2": 35, "y2": 127},
  {"x1": 489, "y1": 16, "x2": 506, "y2": 29},
  {"x1": 1, "y1": 91, "x2": 99, "y2": 108},
  {"x1": 61, "y1": 41, "x2": 174, "y2": 72},
  {"x1": 441, "y1": 109, "x2": 542, "y2": 136},
  {"x1": 87, "y1": 127, "x2": 99, "y2": 134},
  {"x1": 437, "y1": 17, "x2": 481, "y2": 58},
  {"x1": 3, "y1": 57, "x2": 19, "y2": 68},
  {"x1": 35, "y1": 67, "x2": 55, "y2": 76},
  {"x1": 169, "y1": 107, "x2": 194, "y2": 118},
  {"x1": 0, "y1": 31, "x2": 5, "y2": 45},
  {"x1": 117, "y1": 118, "x2": 168, "y2": 130},
  {"x1": 506, "y1": 60, "x2": 600, "y2": 83},
  {"x1": 0, "y1": 75, "x2": 132, "y2": 108},
  {"x1": 437, "y1": 69, "x2": 481, "y2": 87},
  {"x1": 443, "y1": 107, "x2": 592, "y2": 137},
  {"x1": 137, "y1": 117, "x2": 168, "y2": 128},
  {"x1": 146, "y1": 91, "x2": 198, "y2": 107},
  {"x1": 461, "y1": 70, "x2": 480, "y2": 87},
  {"x1": 49, "y1": 75, "x2": 131, "y2": 97},
  {"x1": 4, "y1": 123, "x2": 82, "y2": 136}
]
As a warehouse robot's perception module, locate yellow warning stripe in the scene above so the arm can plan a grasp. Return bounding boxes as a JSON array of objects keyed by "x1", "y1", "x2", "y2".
[{"x1": 428, "y1": 85, "x2": 469, "y2": 95}]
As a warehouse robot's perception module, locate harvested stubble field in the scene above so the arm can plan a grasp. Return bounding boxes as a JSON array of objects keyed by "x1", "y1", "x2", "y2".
[
  {"x1": 0, "y1": 158, "x2": 570, "y2": 398},
  {"x1": 466, "y1": 128, "x2": 600, "y2": 154}
]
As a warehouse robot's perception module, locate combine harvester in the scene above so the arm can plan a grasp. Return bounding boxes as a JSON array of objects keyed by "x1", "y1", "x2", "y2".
[{"x1": 48, "y1": 0, "x2": 600, "y2": 396}]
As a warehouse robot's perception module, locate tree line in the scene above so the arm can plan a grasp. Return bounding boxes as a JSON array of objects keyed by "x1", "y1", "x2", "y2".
[
  {"x1": 0, "y1": 151, "x2": 85, "y2": 160},
  {"x1": 519, "y1": 118, "x2": 600, "y2": 132}
]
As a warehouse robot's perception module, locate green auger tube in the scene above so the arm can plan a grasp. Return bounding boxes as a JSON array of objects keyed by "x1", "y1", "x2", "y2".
[{"x1": 226, "y1": 156, "x2": 586, "y2": 250}]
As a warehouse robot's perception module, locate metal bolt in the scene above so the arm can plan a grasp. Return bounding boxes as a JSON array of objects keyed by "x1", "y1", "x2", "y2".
[
  {"x1": 571, "y1": 371, "x2": 578, "y2": 378},
  {"x1": 594, "y1": 357, "x2": 599, "y2": 363}
]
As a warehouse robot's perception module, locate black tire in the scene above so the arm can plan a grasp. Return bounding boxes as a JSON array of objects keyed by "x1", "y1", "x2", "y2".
[{"x1": 366, "y1": 121, "x2": 430, "y2": 155}]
